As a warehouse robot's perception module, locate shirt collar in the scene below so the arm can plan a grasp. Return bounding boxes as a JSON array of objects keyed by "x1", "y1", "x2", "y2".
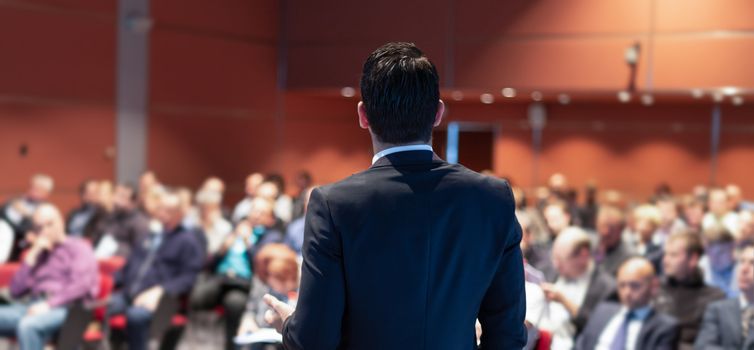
[
  {"x1": 372, "y1": 144, "x2": 433, "y2": 165},
  {"x1": 623, "y1": 305, "x2": 653, "y2": 321},
  {"x1": 741, "y1": 295, "x2": 752, "y2": 309}
]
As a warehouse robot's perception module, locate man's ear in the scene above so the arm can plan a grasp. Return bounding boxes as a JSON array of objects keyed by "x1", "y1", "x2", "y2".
[
  {"x1": 358, "y1": 101, "x2": 369, "y2": 129},
  {"x1": 434, "y1": 100, "x2": 445, "y2": 127}
]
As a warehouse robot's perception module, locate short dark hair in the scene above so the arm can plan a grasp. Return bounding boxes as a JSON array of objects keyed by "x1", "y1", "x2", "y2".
[
  {"x1": 360, "y1": 42, "x2": 440, "y2": 144},
  {"x1": 668, "y1": 231, "x2": 705, "y2": 258}
]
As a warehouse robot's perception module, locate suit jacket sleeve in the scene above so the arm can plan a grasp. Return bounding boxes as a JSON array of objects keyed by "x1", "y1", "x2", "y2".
[
  {"x1": 693, "y1": 303, "x2": 724, "y2": 350},
  {"x1": 653, "y1": 319, "x2": 681, "y2": 350},
  {"x1": 478, "y1": 204, "x2": 528, "y2": 349},
  {"x1": 282, "y1": 187, "x2": 345, "y2": 350}
]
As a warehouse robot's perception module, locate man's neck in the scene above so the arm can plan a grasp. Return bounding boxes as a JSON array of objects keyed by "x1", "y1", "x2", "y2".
[{"x1": 370, "y1": 134, "x2": 430, "y2": 155}]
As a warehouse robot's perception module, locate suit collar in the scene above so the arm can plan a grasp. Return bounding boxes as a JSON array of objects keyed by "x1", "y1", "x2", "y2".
[{"x1": 369, "y1": 150, "x2": 444, "y2": 169}]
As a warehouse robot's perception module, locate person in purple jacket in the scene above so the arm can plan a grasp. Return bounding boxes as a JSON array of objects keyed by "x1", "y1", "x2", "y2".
[{"x1": 0, "y1": 203, "x2": 99, "y2": 350}]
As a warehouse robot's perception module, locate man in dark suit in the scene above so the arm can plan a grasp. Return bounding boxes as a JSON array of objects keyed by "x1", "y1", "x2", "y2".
[
  {"x1": 263, "y1": 42, "x2": 527, "y2": 349},
  {"x1": 576, "y1": 257, "x2": 679, "y2": 350},
  {"x1": 694, "y1": 244, "x2": 754, "y2": 349}
]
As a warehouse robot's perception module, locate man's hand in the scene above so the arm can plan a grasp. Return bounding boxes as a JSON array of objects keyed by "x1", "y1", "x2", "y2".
[
  {"x1": 24, "y1": 236, "x2": 51, "y2": 266},
  {"x1": 541, "y1": 283, "x2": 579, "y2": 317},
  {"x1": 540, "y1": 283, "x2": 564, "y2": 303},
  {"x1": 134, "y1": 286, "x2": 164, "y2": 312},
  {"x1": 27, "y1": 301, "x2": 50, "y2": 316},
  {"x1": 263, "y1": 294, "x2": 294, "y2": 333}
]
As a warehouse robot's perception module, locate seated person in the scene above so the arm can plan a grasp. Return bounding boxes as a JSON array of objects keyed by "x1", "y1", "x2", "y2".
[
  {"x1": 1, "y1": 174, "x2": 54, "y2": 261},
  {"x1": 576, "y1": 257, "x2": 680, "y2": 350},
  {"x1": 654, "y1": 231, "x2": 725, "y2": 349},
  {"x1": 190, "y1": 220, "x2": 253, "y2": 350},
  {"x1": 237, "y1": 244, "x2": 299, "y2": 349},
  {"x1": 699, "y1": 226, "x2": 739, "y2": 298},
  {"x1": 108, "y1": 189, "x2": 205, "y2": 350},
  {"x1": 538, "y1": 227, "x2": 617, "y2": 350},
  {"x1": 0, "y1": 204, "x2": 98, "y2": 350},
  {"x1": 695, "y1": 243, "x2": 754, "y2": 349},
  {"x1": 65, "y1": 179, "x2": 99, "y2": 236}
]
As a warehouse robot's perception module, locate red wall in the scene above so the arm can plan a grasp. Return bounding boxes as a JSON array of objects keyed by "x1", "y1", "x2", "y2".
[{"x1": 0, "y1": 0, "x2": 116, "y2": 210}]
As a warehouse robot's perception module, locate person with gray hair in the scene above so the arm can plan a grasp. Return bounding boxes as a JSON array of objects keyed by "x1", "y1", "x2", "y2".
[
  {"x1": 0, "y1": 174, "x2": 55, "y2": 261},
  {"x1": 0, "y1": 203, "x2": 98, "y2": 350},
  {"x1": 539, "y1": 227, "x2": 617, "y2": 350}
]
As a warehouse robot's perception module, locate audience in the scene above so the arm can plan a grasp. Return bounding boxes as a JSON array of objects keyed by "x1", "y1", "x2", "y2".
[
  {"x1": 575, "y1": 257, "x2": 679, "y2": 350},
  {"x1": 1, "y1": 168, "x2": 753, "y2": 350},
  {"x1": 695, "y1": 244, "x2": 754, "y2": 349},
  {"x1": 654, "y1": 231, "x2": 726, "y2": 349},
  {"x1": 0, "y1": 204, "x2": 98, "y2": 350}
]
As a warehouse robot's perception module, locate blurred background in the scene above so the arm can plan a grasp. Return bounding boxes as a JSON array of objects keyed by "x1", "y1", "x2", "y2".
[{"x1": 2, "y1": 0, "x2": 753, "y2": 211}]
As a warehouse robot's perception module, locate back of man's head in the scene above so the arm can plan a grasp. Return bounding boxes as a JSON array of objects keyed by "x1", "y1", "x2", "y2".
[{"x1": 360, "y1": 42, "x2": 440, "y2": 144}]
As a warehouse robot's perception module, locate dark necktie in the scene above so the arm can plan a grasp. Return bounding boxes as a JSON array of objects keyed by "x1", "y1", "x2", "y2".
[
  {"x1": 742, "y1": 307, "x2": 754, "y2": 340},
  {"x1": 609, "y1": 310, "x2": 634, "y2": 350}
]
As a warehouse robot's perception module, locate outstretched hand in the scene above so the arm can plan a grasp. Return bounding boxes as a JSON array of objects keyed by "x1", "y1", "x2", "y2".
[{"x1": 263, "y1": 294, "x2": 294, "y2": 333}]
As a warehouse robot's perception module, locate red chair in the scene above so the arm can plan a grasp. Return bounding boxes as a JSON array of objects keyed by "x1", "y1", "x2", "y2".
[
  {"x1": 0, "y1": 263, "x2": 20, "y2": 288},
  {"x1": 536, "y1": 329, "x2": 553, "y2": 350},
  {"x1": 81, "y1": 273, "x2": 115, "y2": 344},
  {"x1": 98, "y1": 256, "x2": 126, "y2": 275}
]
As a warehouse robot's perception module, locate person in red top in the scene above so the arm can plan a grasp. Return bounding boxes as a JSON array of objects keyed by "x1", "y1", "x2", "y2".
[{"x1": 0, "y1": 203, "x2": 99, "y2": 350}]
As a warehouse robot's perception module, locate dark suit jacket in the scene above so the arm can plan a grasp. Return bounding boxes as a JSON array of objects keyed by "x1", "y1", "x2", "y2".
[
  {"x1": 281, "y1": 150, "x2": 527, "y2": 350},
  {"x1": 575, "y1": 302, "x2": 680, "y2": 350},
  {"x1": 694, "y1": 298, "x2": 754, "y2": 350},
  {"x1": 115, "y1": 224, "x2": 205, "y2": 298}
]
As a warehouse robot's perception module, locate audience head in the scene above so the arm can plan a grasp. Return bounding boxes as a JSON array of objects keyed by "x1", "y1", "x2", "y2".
[
  {"x1": 257, "y1": 181, "x2": 281, "y2": 202},
  {"x1": 138, "y1": 171, "x2": 158, "y2": 197},
  {"x1": 201, "y1": 176, "x2": 225, "y2": 196},
  {"x1": 249, "y1": 197, "x2": 276, "y2": 228},
  {"x1": 516, "y1": 211, "x2": 533, "y2": 251},
  {"x1": 142, "y1": 184, "x2": 165, "y2": 217},
  {"x1": 155, "y1": 188, "x2": 185, "y2": 231},
  {"x1": 245, "y1": 173, "x2": 265, "y2": 197},
  {"x1": 254, "y1": 243, "x2": 299, "y2": 294},
  {"x1": 544, "y1": 201, "x2": 571, "y2": 237},
  {"x1": 596, "y1": 205, "x2": 626, "y2": 250},
  {"x1": 295, "y1": 171, "x2": 313, "y2": 193},
  {"x1": 726, "y1": 184, "x2": 743, "y2": 212},
  {"x1": 655, "y1": 196, "x2": 680, "y2": 228},
  {"x1": 196, "y1": 189, "x2": 223, "y2": 220},
  {"x1": 97, "y1": 180, "x2": 114, "y2": 211},
  {"x1": 681, "y1": 195, "x2": 705, "y2": 230},
  {"x1": 703, "y1": 226, "x2": 736, "y2": 272},
  {"x1": 79, "y1": 179, "x2": 99, "y2": 205},
  {"x1": 28, "y1": 174, "x2": 54, "y2": 202},
  {"x1": 31, "y1": 203, "x2": 66, "y2": 244},
  {"x1": 739, "y1": 210, "x2": 754, "y2": 246},
  {"x1": 633, "y1": 204, "x2": 661, "y2": 244},
  {"x1": 552, "y1": 227, "x2": 593, "y2": 279},
  {"x1": 737, "y1": 244, "x2": 754, "y2": 299},
  {"x1": 708, "y1": 188, "x2": 730, "y2": 217},
  {"x1": 265, "y1": 174, "x2": 287, "y2": 197},
  {"x1": 663, "y1": 231, "x2": 704, "y2": 281},
  {"x1": 113, "y1": 183, "x2": 138, "y2": 212},
  {"x1": 548, "y1": 173, "x2": 568, "y2": 195},
  {"x1": 359, "y1": 42, "x2": 442, "y2": 144},
  {"x1": 176, "y1": 187, "x2": 193, "y2": 214},
  {"x1": 617, "y1": 257, "x2": 658, "y2": 310}
]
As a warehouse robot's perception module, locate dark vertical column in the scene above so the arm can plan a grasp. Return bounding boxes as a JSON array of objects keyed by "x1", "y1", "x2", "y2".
[{"x1": 116, "y1": 0, "x2": 151, "y2": 183}]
